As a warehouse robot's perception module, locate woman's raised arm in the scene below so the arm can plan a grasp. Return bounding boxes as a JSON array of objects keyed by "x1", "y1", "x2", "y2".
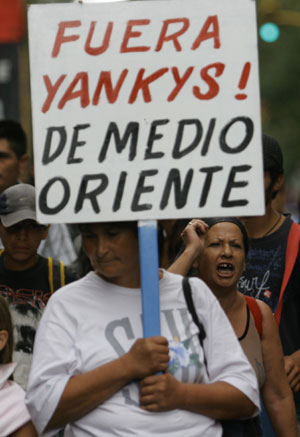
[{"x1": 168, "y1": 219, "x2": 208, "y2": 275}]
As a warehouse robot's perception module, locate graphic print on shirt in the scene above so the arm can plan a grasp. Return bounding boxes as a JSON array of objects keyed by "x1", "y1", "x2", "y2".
[
  {"x1": 0, "y1": 285, "x2": 50, "y2": 388},
  {"x1": 1, "y1": 285, "x2": 49, "y2": 352},
  {"x1": 238, "y1": 244, "x2": 285, "y2": 311},
  {"x1": 105, "y1": 306, "x2": 204, "y2": 406}
]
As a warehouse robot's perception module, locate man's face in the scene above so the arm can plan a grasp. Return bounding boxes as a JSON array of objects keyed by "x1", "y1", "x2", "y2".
[
  {"x1": 0, "y1": 220, "x2": 49, "y2": 270},
  {"x1": 264, "y1": 171, "x2": 273, "y2": 206},
  {"x1": 264, "y1": 170, "x2": 283, "y2": 206},
  {"x1": 0, "y1": 139, "x2": 27, "y2": 193}
]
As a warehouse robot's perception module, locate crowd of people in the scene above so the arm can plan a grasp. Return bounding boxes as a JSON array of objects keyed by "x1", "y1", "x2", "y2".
[{"x1": 0, "y1": 117, "x2": 299, "y2": 436}]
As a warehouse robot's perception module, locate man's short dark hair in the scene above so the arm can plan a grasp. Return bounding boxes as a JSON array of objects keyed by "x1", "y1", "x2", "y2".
[
  {"x1": 0, "y1": 120, "x2": 27, "y2": 158},
  {"x1": 262, "y1": 133, "x2": 284, "y2": 200}
]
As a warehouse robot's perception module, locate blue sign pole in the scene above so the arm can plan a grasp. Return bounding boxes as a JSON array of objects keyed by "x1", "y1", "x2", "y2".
[{"x1": 138, "y1": 220, "x2": 161, "y2": 338}]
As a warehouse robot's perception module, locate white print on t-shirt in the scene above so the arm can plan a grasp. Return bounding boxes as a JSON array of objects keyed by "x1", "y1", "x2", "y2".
[
  {"x1": 239, "y1": 270, "x2": 271, "y2": 299},
  {"x1": 104, "y1": 308, "x2": 204, "y2": 406}
]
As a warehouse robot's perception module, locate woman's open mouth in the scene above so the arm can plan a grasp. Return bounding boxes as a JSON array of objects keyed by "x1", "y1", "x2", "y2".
[{"x1": 217, "y1": 263, "x2": 234, "y2": 277}]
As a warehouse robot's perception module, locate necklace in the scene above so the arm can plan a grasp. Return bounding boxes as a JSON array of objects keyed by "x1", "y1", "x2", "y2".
[{"x1": 263, "y1": 213, "x2": 282, "y2": 237}]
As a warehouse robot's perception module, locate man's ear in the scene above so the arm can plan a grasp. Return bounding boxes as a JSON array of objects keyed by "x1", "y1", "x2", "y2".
[
  {"x1": 18, "y1": 154, "x2": 29, "y2": 180},
  {"x1": 274, "y1": 173, "x2": 284, "y2": 192},
  {"x1": 0, "y1": 330, "x2": 8, "y2": 352}
]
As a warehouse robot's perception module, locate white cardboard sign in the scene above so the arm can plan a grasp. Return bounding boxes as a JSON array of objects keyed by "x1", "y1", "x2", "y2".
[{"x1": 28, "y1": 0, "x2": 264, "y2": 224}]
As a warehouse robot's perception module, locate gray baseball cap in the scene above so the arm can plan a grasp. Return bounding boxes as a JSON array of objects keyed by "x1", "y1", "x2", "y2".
[{"x1": 0, "y1": 184, "x2": 38, "y2": 228}]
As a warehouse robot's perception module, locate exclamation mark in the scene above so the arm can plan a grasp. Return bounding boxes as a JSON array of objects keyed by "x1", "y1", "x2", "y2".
[{"x1": 235, "y1": 62, "x2": 251, "y2": 100}]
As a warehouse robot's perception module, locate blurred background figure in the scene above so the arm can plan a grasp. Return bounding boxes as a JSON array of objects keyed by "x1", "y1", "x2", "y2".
[
  {"x1": 0, "y1": 184, "x2": 77, "y2": 389},
  {"x1": 0, "y1": 120, "x2": 28, "y2": 193},
  {"x1": 238, "y1": 134, "x2": 300, "y2": 433},
  {"x1": 0, "y1": 119, "x2": 78, "y2": 265}
]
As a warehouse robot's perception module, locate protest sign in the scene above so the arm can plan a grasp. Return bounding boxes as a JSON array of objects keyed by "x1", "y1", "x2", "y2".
[{"x1": 28, "y1": 0, "x2": 263, "y2": 224}]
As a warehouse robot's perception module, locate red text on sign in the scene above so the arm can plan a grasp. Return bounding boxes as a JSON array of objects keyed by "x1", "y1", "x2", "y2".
[{"x1": 51, "y1": 15, "x2": 220, "y2": 57}]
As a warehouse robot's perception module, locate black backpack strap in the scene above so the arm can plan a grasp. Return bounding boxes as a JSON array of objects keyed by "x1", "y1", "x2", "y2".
[
  {"x1": 182, "y1": 277, "x2": 208, "y2": 371},
  {"x1": 183, "y1": 278, "x2": 248, "y2": 435}
]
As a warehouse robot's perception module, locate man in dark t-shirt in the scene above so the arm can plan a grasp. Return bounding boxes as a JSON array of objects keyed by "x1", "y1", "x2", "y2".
[
  {"x1": 0, "y1": 183, "x2": 78, "y2": 388},
  {"x1": 238, "y1": 134, "x2": 300, "y2": 426}
]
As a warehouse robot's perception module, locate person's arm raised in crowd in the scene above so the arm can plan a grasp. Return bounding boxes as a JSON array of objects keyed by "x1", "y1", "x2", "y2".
[
  {"x1": 46, "y1": 336, "x2": 169, "y2": 431},
  {"x1": 168, "y1": 220, "x2": 208, "y2": 276},
  {"x1": 258, "y1": 300, "x2": 298, "y2": 436},
  {"x1": 139, "y1": 374, "x2": 255, "y2": 419}
]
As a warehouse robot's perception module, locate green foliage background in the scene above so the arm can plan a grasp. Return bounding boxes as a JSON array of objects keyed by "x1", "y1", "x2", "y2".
[{"x1": 258, "y1": 0, "x2": 300, "y2": 206}]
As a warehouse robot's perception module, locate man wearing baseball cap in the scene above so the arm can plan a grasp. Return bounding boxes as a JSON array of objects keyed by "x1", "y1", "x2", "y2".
[
  {"x1": 238, "y1": 134, "x2": 300, "y2": 432},
  {"x1": 0, "y1": 183, "x2": 77, "y2": 389},
  {"x1": 0, "y1": 119, "x2": 78, "y2": 267},
  {"x1": 0, "y1": 184, "x2": 49, "y2": 268}
]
